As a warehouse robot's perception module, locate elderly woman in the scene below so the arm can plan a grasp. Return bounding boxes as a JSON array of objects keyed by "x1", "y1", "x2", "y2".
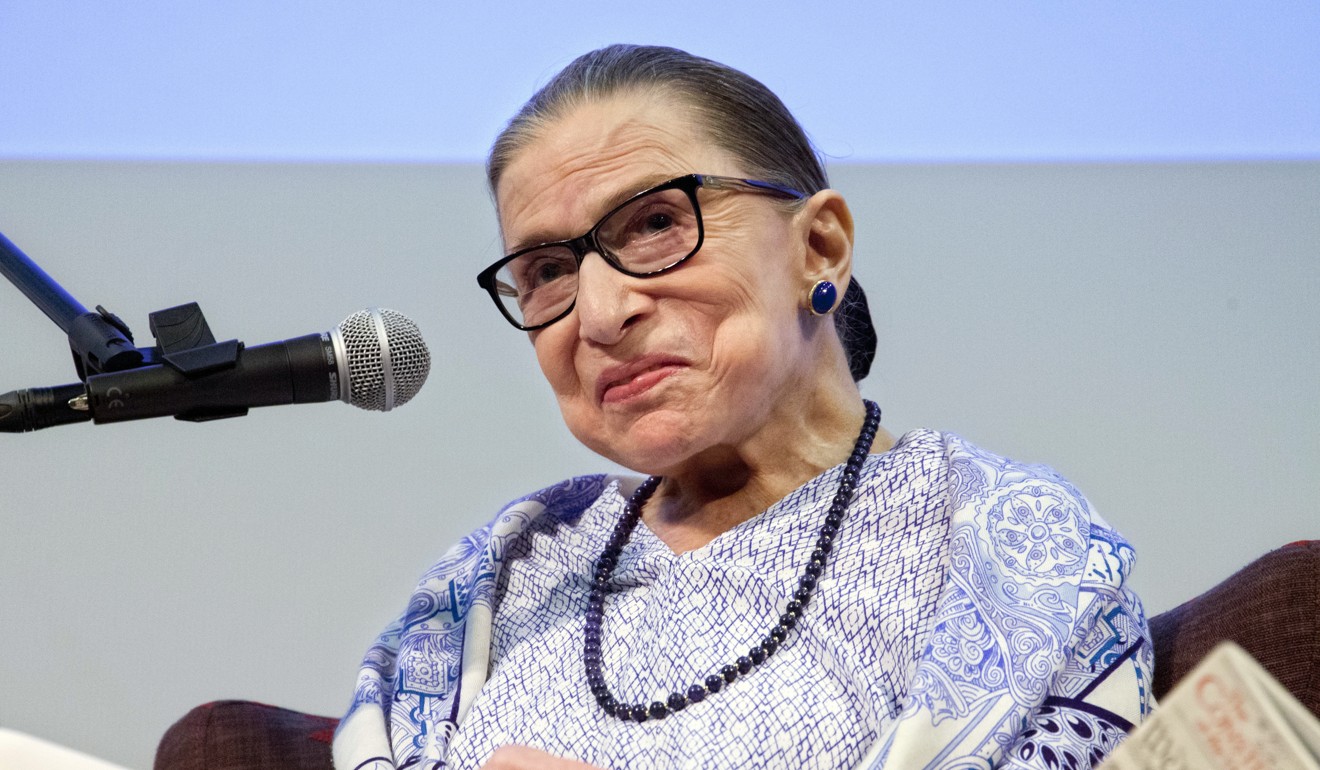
[{"x1": 335, "y1": 45, "x2": 1152, "y2": 770}]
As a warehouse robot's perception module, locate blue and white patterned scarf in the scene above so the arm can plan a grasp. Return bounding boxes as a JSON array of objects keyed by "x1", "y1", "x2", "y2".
[{"x1": 335, "y1": 431, "x2": 1152, "y2": 769}]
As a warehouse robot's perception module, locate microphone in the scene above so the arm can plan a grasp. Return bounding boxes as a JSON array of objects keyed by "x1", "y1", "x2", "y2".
[{"x1": 0, "y1": 308, "x2": 430, "y2": 432}]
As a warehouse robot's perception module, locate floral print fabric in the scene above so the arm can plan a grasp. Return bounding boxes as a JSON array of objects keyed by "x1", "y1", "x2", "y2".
[{"x1": 334, "y1": 430, "x2": 1151, "y2": 769}]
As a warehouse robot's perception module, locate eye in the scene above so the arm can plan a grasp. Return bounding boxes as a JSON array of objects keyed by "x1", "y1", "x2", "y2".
[
  {"x1": 639, "y1": 210, "x2": 675, "y2": 235},
  {"x1": 512, "y1": 250, "x2": 577, "y2": 292},
  {"x1": 527, "y1": 256, "x2": 570, "y2": 288},
  {"x1": 600, "y1": 189, "x2": 696, "y2": 259},
  {"x1": 618, "y1": 201, "x2": 684, "y2": 243}
]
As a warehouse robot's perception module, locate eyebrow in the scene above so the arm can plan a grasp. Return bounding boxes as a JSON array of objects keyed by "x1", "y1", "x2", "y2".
[{"x1": 504, "y1": 171, "x2": 681, "y2": 254}]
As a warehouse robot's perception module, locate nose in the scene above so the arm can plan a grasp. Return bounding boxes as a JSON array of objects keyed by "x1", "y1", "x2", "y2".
[{"x1": 573, "y1": 251, "x2": 649, "y2": 345}]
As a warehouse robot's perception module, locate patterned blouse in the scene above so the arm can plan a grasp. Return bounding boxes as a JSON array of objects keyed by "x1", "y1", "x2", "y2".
[{"x1": 335, "y1": 430, "x2": 1153, "y2": 769}]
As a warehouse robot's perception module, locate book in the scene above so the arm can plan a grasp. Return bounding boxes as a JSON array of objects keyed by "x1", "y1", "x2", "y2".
[{"x1": 1100, "y1": 641, "x2": 1320, "y2": 769}]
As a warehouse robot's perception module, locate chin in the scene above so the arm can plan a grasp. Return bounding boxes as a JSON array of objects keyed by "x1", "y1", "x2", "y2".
[{"x1": 569, "y1": 405, "x2": 703, "y2": 476}]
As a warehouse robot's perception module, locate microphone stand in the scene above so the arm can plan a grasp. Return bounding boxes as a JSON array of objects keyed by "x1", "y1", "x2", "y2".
[
  {"x1": 0, "y1": 230, "x2": 146, "y2": 378},
  {"x1": 1, "y1": 229, "x2": 246, "y2": 432}
]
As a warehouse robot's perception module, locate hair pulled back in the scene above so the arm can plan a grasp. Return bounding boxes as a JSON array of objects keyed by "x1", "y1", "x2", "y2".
[{"x1": 487, "y1": 44, "x2": 876, "y2": 381}]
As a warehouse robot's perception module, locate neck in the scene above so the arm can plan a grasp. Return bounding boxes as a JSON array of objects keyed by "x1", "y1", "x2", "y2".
[{"x1": 642, "y1": 386, "x2": 897, "y2": 554}]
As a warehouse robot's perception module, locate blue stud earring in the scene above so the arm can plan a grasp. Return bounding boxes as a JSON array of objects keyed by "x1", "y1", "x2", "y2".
[{"x1": 809, "y1": 280, "x2": 838, "y2": 316}]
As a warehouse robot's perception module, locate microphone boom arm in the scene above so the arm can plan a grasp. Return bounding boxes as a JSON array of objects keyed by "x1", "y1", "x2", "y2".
[{"x1": 0, "y1": 229, "x2": 147, "y2": 377}]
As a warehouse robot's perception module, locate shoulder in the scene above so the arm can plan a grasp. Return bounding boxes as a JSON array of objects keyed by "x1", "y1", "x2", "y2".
[
  {"x1": 502, "y1": 474, "x2": 621, "y2": 522},
  {"x1": 394, "y1": 474, "x2": 636, "y2": 647},
  {"x1": 935, "y1": 430, "x2": 1135, "y2": 587},
  {"x1": 412, "y1": 474, "x2": 632, "y2": 586},
  {"x1": 455, "y1": 473, "x2": 637, "y2": 553}
]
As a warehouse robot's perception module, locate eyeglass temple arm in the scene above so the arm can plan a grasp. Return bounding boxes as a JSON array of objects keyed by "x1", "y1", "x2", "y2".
[{"x1": 697, "y1": 174, "x2": 807, "y2": 200}]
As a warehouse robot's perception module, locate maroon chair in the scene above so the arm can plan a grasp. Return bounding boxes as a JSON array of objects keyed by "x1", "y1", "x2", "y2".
[
  {"x1": 154, "y1": 541, "x2": 1320, "y2": 769},
  {"x1": 1149, "y1": 539, "x2": 1320, "y2": 718},
  {"x1": 154, "y1": 700, "x2": 337, "y2": 770}
]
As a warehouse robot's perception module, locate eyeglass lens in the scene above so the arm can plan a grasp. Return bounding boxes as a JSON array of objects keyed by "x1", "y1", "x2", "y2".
[{"x1": 490, "y1": 185, "x2": 700, "y2": 328}]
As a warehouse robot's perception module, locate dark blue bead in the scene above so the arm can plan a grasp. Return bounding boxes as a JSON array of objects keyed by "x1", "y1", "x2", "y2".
[{"x1": 579, "y1": 420, "x2": 885, "y2": 721}]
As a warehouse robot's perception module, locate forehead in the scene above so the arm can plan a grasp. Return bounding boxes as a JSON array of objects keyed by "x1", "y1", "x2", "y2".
[{"x1": 496, "y1": 94, "x2": 738, "y2": 247}]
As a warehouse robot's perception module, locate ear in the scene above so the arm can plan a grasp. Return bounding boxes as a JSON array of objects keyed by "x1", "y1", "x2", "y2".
[{"x1": 797, "y1": 190, "x2": 855, "y2": 294}]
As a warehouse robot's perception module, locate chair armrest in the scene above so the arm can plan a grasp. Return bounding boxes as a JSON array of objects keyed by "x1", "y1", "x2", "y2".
[
  {"x1": 154, "y1": 700, "x2": 338, "y2": 770},
  {"x1": 1149, "y1": 540, "x2": 1320, "y2": 717}
]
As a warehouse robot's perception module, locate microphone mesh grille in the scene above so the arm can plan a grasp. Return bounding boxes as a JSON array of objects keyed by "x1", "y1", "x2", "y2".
[{"x1": 337, "y1": 308, "x2": 430, "y2": 411}]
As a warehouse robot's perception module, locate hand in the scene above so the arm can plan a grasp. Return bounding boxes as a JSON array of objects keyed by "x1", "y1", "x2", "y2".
[{"x1": 480, "y1": 745, "x2": 606, "y2": 769}]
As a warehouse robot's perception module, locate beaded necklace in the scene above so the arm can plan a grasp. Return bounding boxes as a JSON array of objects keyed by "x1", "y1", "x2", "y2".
[{"x1": 583, "y1": 400, "x2": 882, "y2": 722}]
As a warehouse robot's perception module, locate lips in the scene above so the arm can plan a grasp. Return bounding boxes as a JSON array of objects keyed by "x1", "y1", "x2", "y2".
[{"x1": 596, "y1": 355, "x2": 687, "y2": 405}]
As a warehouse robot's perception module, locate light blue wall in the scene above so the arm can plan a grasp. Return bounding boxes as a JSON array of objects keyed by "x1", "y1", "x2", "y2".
[{"x1": 2, "y1": 0, "x2": 1318, "y2": 162}]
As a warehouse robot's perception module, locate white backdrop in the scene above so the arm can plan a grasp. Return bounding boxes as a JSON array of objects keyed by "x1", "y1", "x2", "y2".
[{"x1": 1, "y1": 158, "x2": 1316, "y2": 768}]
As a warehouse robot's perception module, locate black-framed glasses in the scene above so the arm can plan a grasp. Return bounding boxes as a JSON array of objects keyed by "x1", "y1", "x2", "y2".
[{"x1": 476, "y1": 173, "x2": 807, "y2": 330}]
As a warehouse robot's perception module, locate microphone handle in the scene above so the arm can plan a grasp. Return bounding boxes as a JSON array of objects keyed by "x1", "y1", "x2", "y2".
[
  {"x1": 85, "y1": 333, "x2": 341, "y2": 424},
  {"x1": 0, "y1": 383, "x2": 92, "y2": 433}
]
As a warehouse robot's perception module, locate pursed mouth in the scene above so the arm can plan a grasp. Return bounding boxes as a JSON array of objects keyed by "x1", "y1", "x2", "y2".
[{"x1": 597, "y1": 357, "x2": 687, "y2": 404}]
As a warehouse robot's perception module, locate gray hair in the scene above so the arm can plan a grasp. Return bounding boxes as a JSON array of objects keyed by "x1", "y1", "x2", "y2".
[{"x1": 487, "y1": 44, "x2": 875, "y2": 381}]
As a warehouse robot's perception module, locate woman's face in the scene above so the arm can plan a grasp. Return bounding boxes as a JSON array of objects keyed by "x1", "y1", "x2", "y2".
[{"x1": 496, "y1": 94, "x2": 831, "y2": 475}]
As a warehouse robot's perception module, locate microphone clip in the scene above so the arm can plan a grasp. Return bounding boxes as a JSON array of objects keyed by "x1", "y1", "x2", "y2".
[
  {"x1": 143, "y1": 302, "x2": 250, "y2": 422},
  {"x1": 74, "y1": 301, "x2": 250, "y2": 423}
]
